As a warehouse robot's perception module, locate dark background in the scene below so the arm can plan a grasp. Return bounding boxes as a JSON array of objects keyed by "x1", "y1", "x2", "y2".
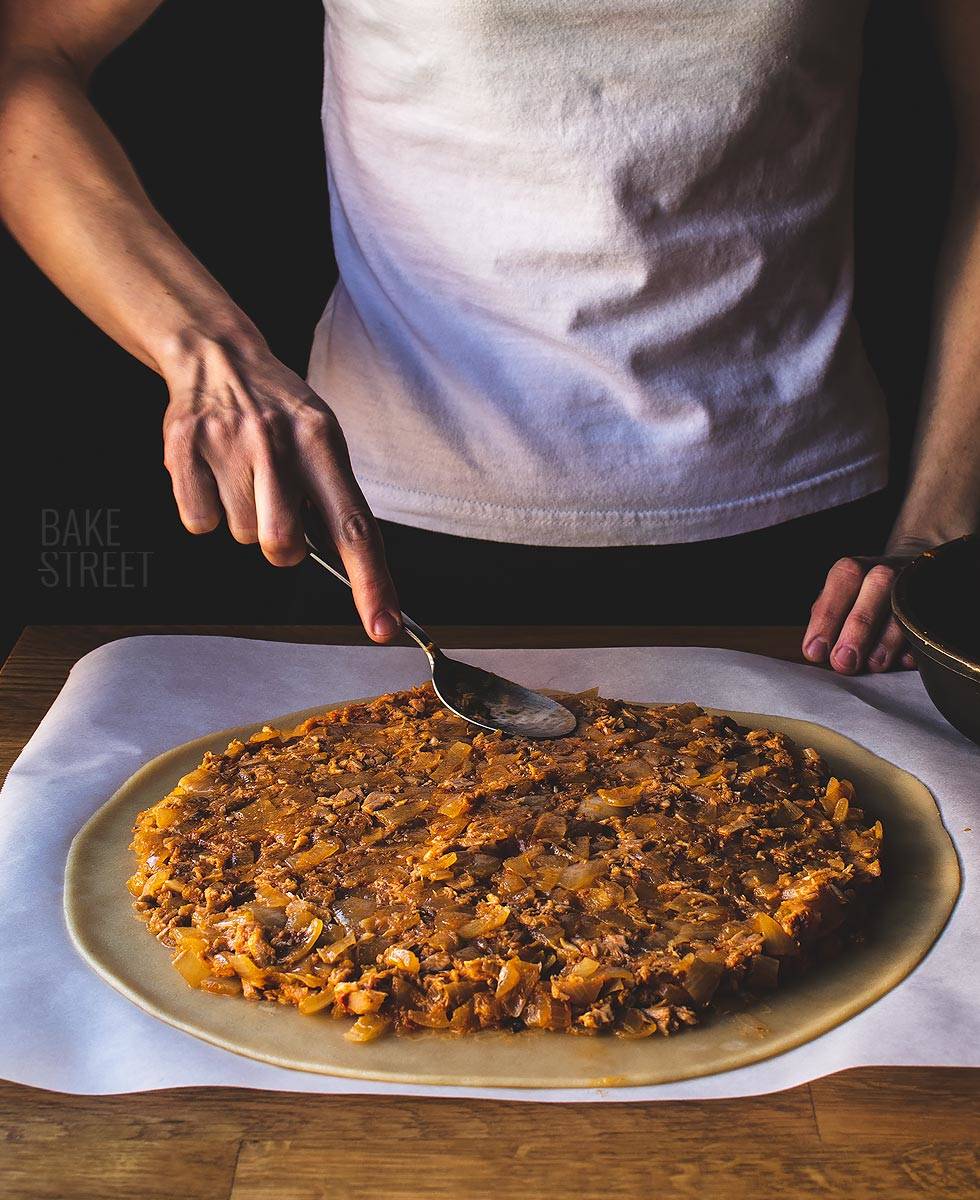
[{"x1": 2, "y1": 0, "x2": 954, "y2": 660}]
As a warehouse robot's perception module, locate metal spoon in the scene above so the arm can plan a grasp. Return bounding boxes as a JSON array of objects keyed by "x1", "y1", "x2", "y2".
[{"x1": 303, "y1": 537, "x2": 577, "y2": 739}]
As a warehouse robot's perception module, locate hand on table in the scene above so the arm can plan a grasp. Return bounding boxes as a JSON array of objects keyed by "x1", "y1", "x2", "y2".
[
  {"x1": 162, "y1": 336, "x2": 401, "y2": 643},
  {"x1": 802, "y1": 533, "x2": 934, "y2": 675}
]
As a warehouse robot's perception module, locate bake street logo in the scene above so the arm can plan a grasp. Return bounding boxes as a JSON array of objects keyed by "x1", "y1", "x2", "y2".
[{"x1": 38, "y1": 508, "x2": 152, "y2": 589}]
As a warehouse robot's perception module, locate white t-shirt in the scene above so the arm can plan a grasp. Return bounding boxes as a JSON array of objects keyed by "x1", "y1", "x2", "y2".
[{"x1": 308, "y1": 0, "x2": 888, "y2": 547}]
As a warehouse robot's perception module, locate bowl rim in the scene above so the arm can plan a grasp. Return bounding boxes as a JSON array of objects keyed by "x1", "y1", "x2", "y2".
[{"x1": 891, "y1": 534, "x2": 980, "y2": 683}]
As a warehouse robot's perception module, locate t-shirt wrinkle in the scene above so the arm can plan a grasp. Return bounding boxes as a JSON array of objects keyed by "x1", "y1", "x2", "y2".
[{"x1": 308, "y1": 0, "x2": 887, "y2": 548}]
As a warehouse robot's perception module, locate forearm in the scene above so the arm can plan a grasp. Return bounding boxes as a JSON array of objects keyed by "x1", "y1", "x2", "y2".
[
  {"x1": 892, "y1": 168, "x2": 980, "y2": 546},
  {"x1": 0, "y1": 50, "x2": 260, "y2": 376},
  {"x1": 894, "y1": 1, "x2": 980, "y2": 547},
  {"x1": 803, "y1": 38, "x2": 980, "y2": 675},
  {"x1": 0, "y1": 12, "x2": 399, "y2": 637}
]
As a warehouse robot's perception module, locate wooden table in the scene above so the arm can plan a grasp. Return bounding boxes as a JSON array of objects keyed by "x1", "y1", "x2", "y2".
[{"x1": 1, "y1": 625, "x2": 976, "y2": 1200}]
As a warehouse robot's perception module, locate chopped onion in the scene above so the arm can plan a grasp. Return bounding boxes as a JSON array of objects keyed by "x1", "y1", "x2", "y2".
[
  {"x1": 752, "y1": 912, "x2": 797, "y2": 956},
  {"x1": 200, "y1": 976, "x2": 241, "y2": 997},
  {"x1": 278, "y1": 917, "x2": 324, "y2": 966},
  {"x1": 318, "y1": 932, "x2": 356, "y2": 964},
  {"x1": 597, "y1": 785, "x2": 645, "y2": 807},
  {"x1": 172, "y1": 948, "x2": 211, "y2": 988},
  {"x1": 345, "y1": 1014, "x2": 390, "y2": 1042},
  {"x1": 383, "y1": 947, "x2": 420, "y2": 974},
  {"x1": 458, "y1": 905, "x2": 511, "y2": 939},
  {"x1": 286, "y1": 840, "x2": 341, "y2": 871},
  {"x1": 559, "y1": 859, "x2": 605, "y2": 891},
  {"x1": 298, "y1": 987, "x2": 336, "y2": 1015},
  {"x1": 682, "y1": 954, "x2": 724, "y2": 1005},
  {"x1": 227, "y1": 953, "x2": 268, "y2": 986},
  {"x1": 346, "y1": 989, "x2": 387, "y2": 1015}
]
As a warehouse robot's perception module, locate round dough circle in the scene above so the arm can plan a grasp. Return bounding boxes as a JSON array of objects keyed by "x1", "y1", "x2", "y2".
[{"x1": 64, "y1": 700, "x2": 960, "y2": 1089}]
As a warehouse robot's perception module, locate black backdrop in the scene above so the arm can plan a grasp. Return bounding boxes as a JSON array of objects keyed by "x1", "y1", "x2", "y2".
[{"x1": 3, "y1": 0, "x2": 954, "y2": 659}]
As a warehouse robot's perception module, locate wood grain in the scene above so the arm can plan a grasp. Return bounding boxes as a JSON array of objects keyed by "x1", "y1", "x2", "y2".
[
  {"x1": 2, "y1": 1071, "x2": 977, "y2": 1200},
  {"x1": 0, "y1": 626, "x2": 976, "y2": 1200}
]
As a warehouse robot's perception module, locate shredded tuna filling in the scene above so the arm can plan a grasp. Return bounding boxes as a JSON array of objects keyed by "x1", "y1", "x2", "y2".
[{"x1": 129, "y1": 686, "x2": 882, "y2": 1042}]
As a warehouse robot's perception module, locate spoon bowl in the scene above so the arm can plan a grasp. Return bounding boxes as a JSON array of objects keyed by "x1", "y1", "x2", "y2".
[{"x1": 427, "y1": 650, "x2": 578, "y2": 738}]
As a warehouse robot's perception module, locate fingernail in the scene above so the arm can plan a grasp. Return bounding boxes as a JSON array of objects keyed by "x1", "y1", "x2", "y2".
[
  {"x1": 371, "y1": 610, "x2": 401, "y2": 639},
  {"x1": 869, "y1": 648, "x2": 887, "y2": 670},
  {"x1": 804, "y1": 637, "x2": 829, "y2": 662},
  {"x1": 833, "y1": 645, "x2": 858, "y2": 672}
]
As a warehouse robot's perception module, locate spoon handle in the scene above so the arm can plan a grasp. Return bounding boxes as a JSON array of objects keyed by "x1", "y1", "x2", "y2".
[{"x1": 303, "y1": 538, "x2": 437, "y2": 661}]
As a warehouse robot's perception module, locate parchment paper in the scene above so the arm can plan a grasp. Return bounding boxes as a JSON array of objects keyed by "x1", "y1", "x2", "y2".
[{"x1": 0, "y1": 635, "x2": 976, "y2": 1100}]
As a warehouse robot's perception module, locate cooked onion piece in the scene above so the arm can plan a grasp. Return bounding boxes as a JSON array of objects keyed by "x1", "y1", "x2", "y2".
[{"x1": 128, "y1": 687, "x2": 882, "y2": 1041}]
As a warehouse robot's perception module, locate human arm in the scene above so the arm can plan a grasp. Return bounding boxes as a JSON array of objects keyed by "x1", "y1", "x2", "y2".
[
  {"x1": 803, "y1": 0, "x2": 980, "y2": 674},
  {"x1": 0, "y1": 0, "x2": 401, "y2": 641}
]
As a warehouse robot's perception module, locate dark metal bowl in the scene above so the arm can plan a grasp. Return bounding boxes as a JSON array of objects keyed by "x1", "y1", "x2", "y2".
[{"x1": 892, "y1": 534, "x2": 980, "y2": 746}]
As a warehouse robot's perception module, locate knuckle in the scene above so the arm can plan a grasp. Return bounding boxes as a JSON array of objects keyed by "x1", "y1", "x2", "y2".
[
  {"x1": 297, "y1": 405, "x2": 334, "y2": 434},
  {"x1": 163, "y1": 406, "x2": 197, "y2": 433},
  {"x1": 163, "y1": 422, "x2": 196, "y2": 466},
  {"x1": 204, "y1": 409, "x2": 242, "y2": 442},
  {"x1": 336, "y1": 508, "x2": 376, "y2": 550},
  {"x1": 259, "y1": 406, "x2": 288, "y2": 432},
  {"x1": 886, "y1": 629, "x2": 907, "y2": 652},
  {"x1": 830, "y1": 557, "x2": 864, "y2": 584},
  {"x1": 298, "y1": 408, "x2": 345, "y2": 452},
  {"x1": 809, "y1": 591, "x2": 845, "y2": 627},
  {"x1": 866, "y1": 564, "x2": 895, "y2": 588},
  {"x1": 848, "y1": 610, "x2": 876, "y2": 633}
]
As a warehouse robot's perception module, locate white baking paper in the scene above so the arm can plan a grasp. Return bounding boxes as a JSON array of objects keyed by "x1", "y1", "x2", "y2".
[{"x1": 0, "y1": 635, "x2": 976, "y2": 1100}]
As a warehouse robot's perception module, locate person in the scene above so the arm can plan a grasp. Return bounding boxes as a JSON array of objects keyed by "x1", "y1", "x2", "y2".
[{"x1": 1, "y1": 2, "x2": 977, "y2": 671}]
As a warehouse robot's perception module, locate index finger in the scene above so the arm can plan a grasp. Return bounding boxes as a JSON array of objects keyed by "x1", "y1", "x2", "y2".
[
  {"x1": 803, "y1": 557, "x2": 866, "y2": 664},
  {"x1": 300, "y1": 424, "x2": 401, "y2": 643}
]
